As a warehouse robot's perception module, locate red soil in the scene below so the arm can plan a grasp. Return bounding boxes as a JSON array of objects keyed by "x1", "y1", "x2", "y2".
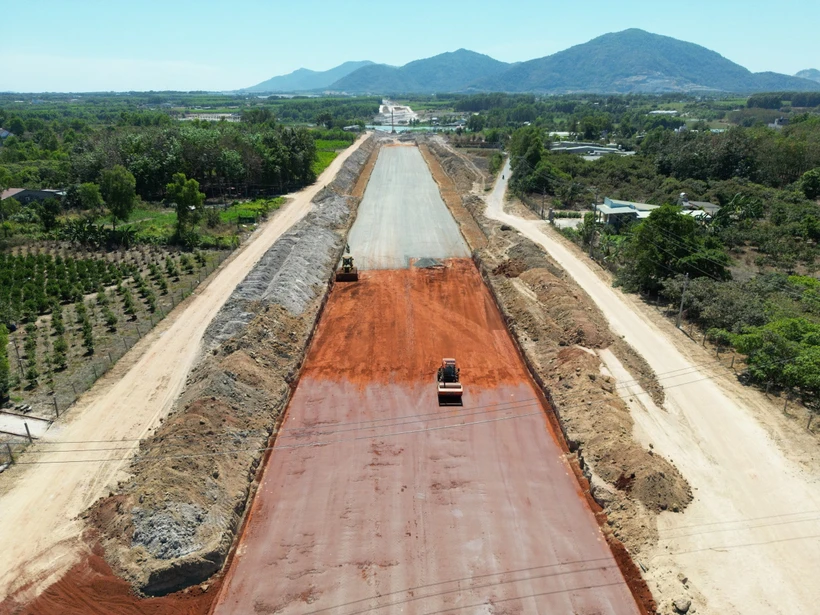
[
  {"x1": 0, "y1": 541, "x2": 217, "y2": 615},
  {"x1": 212, "y1": 261, "x2": 642, "y2": 614},
  {"x1": 4, "y1": 260, "x2": 648, "y2": 614}
]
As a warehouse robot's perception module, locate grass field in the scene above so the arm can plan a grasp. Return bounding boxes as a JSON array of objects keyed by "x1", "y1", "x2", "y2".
[
  {"x1": 312, "y1": 150, "x2": 339, "y2": 176},
  {"x1": 315, "y1": 139, "x2": 353, "y2": 151},
  {"x1": 95, "y1": 199, "x2": 285, "y2": 243},
  {"x1": 220, "y1": 198, "x2": 284, "y2": 223}
]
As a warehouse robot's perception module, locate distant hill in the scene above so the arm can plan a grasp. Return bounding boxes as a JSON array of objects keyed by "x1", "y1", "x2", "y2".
[
  {"x1": 329, "y1": 49, "x2": 510, "y2": 93},
  {"x1": 796, "y1": 69, "x2": 820, "y2": 83},
  {"x1": 242, "y1": 31, "x2": 820, "y2": 95},
  {"x1": 245, "y1": 61, "x2": 374, "y2": 93},
  {"x1": 474, "y1": 30, "x2": 820, "y2": 94}
]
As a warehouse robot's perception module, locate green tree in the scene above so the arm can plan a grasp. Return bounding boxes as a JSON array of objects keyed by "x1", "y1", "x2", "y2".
[
  {"x1": 77, "y1": 182, "x2": 105, "y2": 219},
  {"x1": 734, "y1": 318, "x2": 820, "y2": 426},
  {"x1": 799, "y1": 168, "x2": 820, "y2": 200},
  {"x1": 784, "y1": 347, "x2": 820, "y2": 428},
  {"x1": 466, "y1": 114, "x2": 485, "y2": 132},
  {"x1": 166, "y1": 173, "x2": 205, "y2": 238},
  {"x1": 617, "y1": 205, "x2": 731, "y2": 293},
  {"x1": 315, "y1": 112, "x2": 333, "y2": 129},
  {"x1": 82, "y1": 318, "x2": 94, "y2": 355},
  {"x1": 242, "y1": 107, "x2": 274, "y2": 125},
  {"x1": 0, "y1": 325, "x2": 9, "y2": 400},
  {"x1": 7, "y1": 117, "x2": 25, "y2": 135},
  {"x1": 37, "y1": 198, "x2": 62, "y2": 231},
  {"x1": 0, "y1": 197, "x2": 21, "y2": 222},
  {"x1": 100, "y1": 165, "x2": 137, "y2": 230}
]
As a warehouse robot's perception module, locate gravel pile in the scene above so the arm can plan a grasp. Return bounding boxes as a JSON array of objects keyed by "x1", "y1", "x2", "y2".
[
  {"x1": 132, "y1": 503, "x2": 206, "y2": 560},
  {"x1": 205, "y1": 136, "x2": 379, "y2": 346}
]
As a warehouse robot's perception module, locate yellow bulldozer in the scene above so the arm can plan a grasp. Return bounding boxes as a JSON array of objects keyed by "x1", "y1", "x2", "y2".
[{"x1": 336, "y1": 253, "x2": 358, "y2": 282}]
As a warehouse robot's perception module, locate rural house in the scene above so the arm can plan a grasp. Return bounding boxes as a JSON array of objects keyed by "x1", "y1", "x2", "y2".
[{"x1": 0, "y1": 188, "x2": 65, "y2": 204}]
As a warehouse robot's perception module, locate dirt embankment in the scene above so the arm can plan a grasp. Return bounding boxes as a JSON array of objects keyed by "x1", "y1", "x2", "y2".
[
  {"x1": 420, "y1": 136, "x2": 692, "y2": 610},
  {"x1": 15, "y1": 136, "x2": 385, "y2": 610}
]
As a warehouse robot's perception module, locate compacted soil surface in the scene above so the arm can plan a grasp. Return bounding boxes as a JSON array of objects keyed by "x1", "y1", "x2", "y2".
[
  {"x1": 347, "y1": 144, "x2": 470, "y2": 269},
  {"x1": 212, "y1": 262, "x2": 642, "y2": 615}
]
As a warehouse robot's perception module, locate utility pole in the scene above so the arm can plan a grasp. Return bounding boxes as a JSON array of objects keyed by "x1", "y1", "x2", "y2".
[
  {"x1": 588, "y1": 198, "x2": 598, "y2": 258},
  {"x1": 676, "y1": 273, "x2": 690, "y2": 329},
  {"x1": 541, "y1": 187, "x2": 546, "y2": 219}
]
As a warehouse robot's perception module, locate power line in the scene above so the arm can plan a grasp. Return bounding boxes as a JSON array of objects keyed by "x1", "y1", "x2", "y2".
[
  {"x1": 8, "y1": 351, "x2": 786, "y2": 464},
  {"x1": 640, "y1": 226, "x2": 809, "y2": 303},
  {"x1": 6, "y1": 357, "x2": 723, "y2": 449},
  {"x1": 15, "y1": 411, "x2": 546, "y2": 465}
]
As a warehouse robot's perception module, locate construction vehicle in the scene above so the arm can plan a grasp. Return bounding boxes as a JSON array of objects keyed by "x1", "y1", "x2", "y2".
[
  {"x1": 335, "y1": 254, "x2": 359, "y2": 282},
  {"x1": 437, "y1": 358, "x2": 463, "y2": 405}
]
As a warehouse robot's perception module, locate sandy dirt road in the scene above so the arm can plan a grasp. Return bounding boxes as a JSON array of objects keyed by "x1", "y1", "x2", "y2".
[
  {"x1": 347, "y1": 145, "x2": 470, "y2": 269},
  {"x1": 212, "y1": 263, "x2": 640, "y2": 615},
  {"x1": 0, "y1": 134, "x2": 369, "y2": 605},
  {"x1": 487, "y1": 159, "x2": 820, "y2": 614}
]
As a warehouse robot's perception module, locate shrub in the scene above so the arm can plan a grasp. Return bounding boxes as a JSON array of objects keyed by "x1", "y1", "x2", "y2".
[
  {"x1": 180, "y1": 254, "x2": 194, "y2": 273},
  {"x1": 104, "y1": 307, "x2": 118, "y2": 331},
  {"x1": 82, "y1": 319, "x2": 94, "y2": 355},
  {"x1": 25, "y1": 364, "x2": 39, "y2": 388},
  {"x1": 205, "y1": 207, "x2": 221, "y2": 229}
]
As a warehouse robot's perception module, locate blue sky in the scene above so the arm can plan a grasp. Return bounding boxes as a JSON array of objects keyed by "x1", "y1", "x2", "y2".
[{"x1": 3, "y1": 0, "x2": 818, "y2": 92}]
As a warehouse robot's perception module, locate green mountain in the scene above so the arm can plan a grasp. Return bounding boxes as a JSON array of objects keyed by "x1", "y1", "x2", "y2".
[
  {"x1": 245, "y1": 61, "x2": 374, "y2": 93},
  {"x1": 328, "y1": 49, "x2": 510, "y2": 93},
  {"x1": 474, "y1": 30, "x2": 820, "y2": 94},
  {"x1": 243, "y1": 32, "x2": 820, "y2": 95},
  {"x1": 796, "y1": 69, "x2": 820, "y2": 83}
]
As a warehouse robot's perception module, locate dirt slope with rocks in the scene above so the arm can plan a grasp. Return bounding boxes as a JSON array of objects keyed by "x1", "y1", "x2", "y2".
[
  {"x1": 419, "y1": 136, "x2": 692, "y2": 608},
  {"x1": 83, "y1": 134, "x2": 385, "y2": 596}
]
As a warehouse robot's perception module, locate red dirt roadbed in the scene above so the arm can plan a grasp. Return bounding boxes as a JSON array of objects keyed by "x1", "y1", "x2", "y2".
[{"x1": 212, "y1": 261, "x2": 640, "y2": 614}]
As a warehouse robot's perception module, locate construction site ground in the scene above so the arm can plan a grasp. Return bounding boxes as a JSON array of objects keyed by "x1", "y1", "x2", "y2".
[
  {"x1": 0, "y1": 134, "x2": 372, "y2": 613},
  {"x1": 4, "y1": 130, "x2": 816, "y2": 615},
  {"x1": 467, "y1": 153, "x2": 820, "y2": 614},
  {"x1": 211, "y1": 142, "x2": 642, "y2": 613},
  {"x1": 347, "y1": 144, "x2": 470, "y2": 269}
]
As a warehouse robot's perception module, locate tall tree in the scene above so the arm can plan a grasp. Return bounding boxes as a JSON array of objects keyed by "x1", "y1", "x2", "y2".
[
  {"x1": 100, "y1": 165, "x2": 137, "y2": 230},
  {"x1": 77, "y1": 183, "x2": 105, "y2": 219},
  {"x1": 799, "y1": 168, "x2": 820, "y2": 200},
  {"x1": 38, "y1": 198, "x2": 62, "y2": 231},
  {"x1": 166, "y1": 173, "x2": 205, "y2": 238},
  {"x1": 617, "y1": 205, "x2": 731, "y2": 293}
]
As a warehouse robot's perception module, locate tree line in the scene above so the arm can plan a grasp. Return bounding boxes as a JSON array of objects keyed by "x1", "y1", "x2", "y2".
[{"x1": 507, "y1": 112, "x2": 820, "y2": 418}]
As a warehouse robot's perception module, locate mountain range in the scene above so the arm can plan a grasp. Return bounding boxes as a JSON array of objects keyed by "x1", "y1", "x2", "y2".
[
  {"x1": 245, "y1": 60, "x2": 374, "y2": 92},
  {"x1": 796, "y1": 69, "x2": 820, "y2": 83},
  {"x1": 246, "y1": 30, "x2": 820, "y2": 95}
]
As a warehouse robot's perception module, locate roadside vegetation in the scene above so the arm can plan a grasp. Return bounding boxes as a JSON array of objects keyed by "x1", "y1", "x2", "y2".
[
  {"x1": 3, "y1": 89, "x2": 819, "y2": 418},
  {"x1": 0, "y1": 93, "x2": 361, "y2": 413},
  {"x1": 496, "y1": 96, "x2": 820, "y2": 422}
]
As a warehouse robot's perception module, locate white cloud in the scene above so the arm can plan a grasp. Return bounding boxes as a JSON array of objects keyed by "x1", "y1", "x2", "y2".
[{"x1": 0, "y1": 53, "x2": 255, "y2": 92}]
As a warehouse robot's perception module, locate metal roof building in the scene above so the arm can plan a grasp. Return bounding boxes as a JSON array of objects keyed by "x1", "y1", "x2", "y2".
[{"x1": 597, "y1": 197, "x2": 660, "y2": 225}]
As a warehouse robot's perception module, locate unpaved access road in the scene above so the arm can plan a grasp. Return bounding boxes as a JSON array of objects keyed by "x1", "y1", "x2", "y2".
[
  {"x1": 487, "y1": 159, "x2": 820, "y2": 614},
  {"x1": 212, "y1": 262, "x2": 640, "y2": 615},
  {"x1": 0, "y1": 134, "x2": 369, "y2": 605},
  {"x1": 347, "y1": 145, "x2": 470, "y2": 269}
]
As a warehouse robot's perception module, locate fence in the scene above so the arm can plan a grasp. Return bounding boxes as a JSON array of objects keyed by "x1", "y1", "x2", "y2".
[{"x1": 3, "y1": 250, "x2": 231, "y2": 453}]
